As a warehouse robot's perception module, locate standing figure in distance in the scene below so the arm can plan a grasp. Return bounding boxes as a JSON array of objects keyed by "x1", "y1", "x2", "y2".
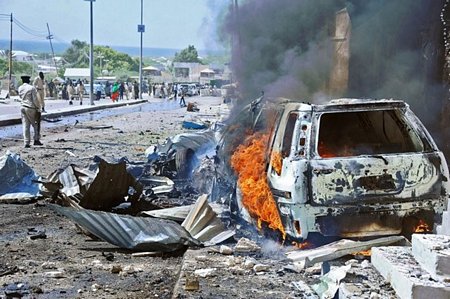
[
  {"x1": 67, "y1": 81, "x2": 74, "y2": 105},
  {"x1": 133, "y1": 81, "x2": 139, "y2": 99},
  {"x1": 33, "y1": 72, "x2": 46, "y2": 112},
  {"x1": 19, "y1": 75, "x2": 43, "y2": 148},
  {"x1": 77, "y1": 80, "x2": 85, "y2": 105}
]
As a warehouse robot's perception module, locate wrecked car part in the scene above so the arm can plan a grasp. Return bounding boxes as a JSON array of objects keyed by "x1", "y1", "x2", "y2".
[
  {"x1": 50, "y1": 204, "x2": 200, "y2": 252},
  {"x1": 0, "y1": 151, "x2": 41, "y2": 203},
  {"x1": 146, "y1": 129, "x2": 217, "y2": 179},
  {"x1": 181, "y1": 194, "x2": 235, "y2": 245},
  {"x1": 138, "y1": 175, "x2": 174, "y2": 195},
  {"x1": 41, "y1": 158, "x2": 142, "y2": 211},
  {"x1": 227, "y1": 99, "x2": 449, "y2": 240},
  {"x1": 140, "y1": 202, "x2": 226, "y2": 223}
]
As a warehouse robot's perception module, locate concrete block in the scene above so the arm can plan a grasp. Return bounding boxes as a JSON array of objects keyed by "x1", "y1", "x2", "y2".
[
  {"x1": 439, "y1": 211, "x2": 450, "y2": 235},
  {"x1": 412, "y1": 234, "x2": 450, "y2": 280},
  {"x1": 372, "y1": 246, "x2": 450, "y2": 299}
]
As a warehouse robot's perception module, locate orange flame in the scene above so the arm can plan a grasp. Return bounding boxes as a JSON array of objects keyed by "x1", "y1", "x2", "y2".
[
  {"x1": 352, "y1": 249, "x2": 372, "y2": 256},
  {"x1": 230, "y1": 132, "x2": 286, "y2": 237},
  {"x1": 271, "y1": 151, "x2": 282, "y2": 175},
  {"x1": 292, "y1": 240, "x2": 312, "y2": 250},
  {"x1": 414, "y1": 219, "x2": 431, "y2": 233}
]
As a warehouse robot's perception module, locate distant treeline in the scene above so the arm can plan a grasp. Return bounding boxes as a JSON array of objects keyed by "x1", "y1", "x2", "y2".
[{"x1": 0, "y1": 39, "x2": 222, "y2": 57}]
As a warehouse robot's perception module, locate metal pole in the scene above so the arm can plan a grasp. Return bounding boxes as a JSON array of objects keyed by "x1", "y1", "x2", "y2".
[
  {"x1": 46, "y1": 23, "x2": 58, "y2": 75},
  {"x1": 139, "y1": 0, "x2": 143, "y2": 99},
  {"x1": 9, "y1": 13, "x2": 12, "y2": 94},
  {"x1": 88, "y1": 0, "x2": 95, "y2": 105}
]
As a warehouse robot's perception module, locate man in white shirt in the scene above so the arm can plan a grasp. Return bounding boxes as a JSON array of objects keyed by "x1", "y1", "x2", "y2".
[
  {"x1": 19, "y1": 75, "x2": 43, "y2": 148},
  {"x1": 33, "y1": 72, "x2": 46, "y2": 112}
]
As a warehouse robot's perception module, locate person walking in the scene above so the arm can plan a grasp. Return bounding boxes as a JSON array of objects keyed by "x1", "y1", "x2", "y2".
[
  {"x1": 105, "y1": 81, "x2": 111, "y2": 98},
  {"x1": 111, "y1": 82, "x2": 119, "y2": 102},
  {"x1": 33, "y1": 71, "x2": 46, "y2": 112},
  {"x1": 67, "y1": 81, "x2": 75, "y2": 105},
  {"x1": 133, "y1": 81, "x2": 139, "y2": 99},
  {"x1": 18, "y1": 75, "x2": 43, "y2": 148},
  {"x1": 125, "y1": 82, "x2": 131, "y2": 100},
  {"x1": 95, "y1": 83, "x2": 102, "y2": 101},
  {"x1": 77, "y1": 80, "x2": 85, "y2": 105},
  {"x1": 119, "y1": 82, "x2": 125, "y2": 100},
  {"x1": 179, "y1": 90, "x2": 186, "y2": 107}
]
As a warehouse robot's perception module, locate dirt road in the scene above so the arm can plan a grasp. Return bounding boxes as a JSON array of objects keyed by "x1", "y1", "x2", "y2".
[{"x1": 0, "y1": 96, "x2": 227, "y2": 298}]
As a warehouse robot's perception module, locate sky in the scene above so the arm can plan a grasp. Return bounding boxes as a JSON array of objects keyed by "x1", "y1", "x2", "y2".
[{"x1": 0, "y1": 0, "x2": 228, "y2": 50}]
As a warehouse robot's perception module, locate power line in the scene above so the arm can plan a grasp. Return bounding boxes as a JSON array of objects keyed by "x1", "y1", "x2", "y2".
[{"x1": 12, "y1": 17, "x2": 47, "y2": 38}]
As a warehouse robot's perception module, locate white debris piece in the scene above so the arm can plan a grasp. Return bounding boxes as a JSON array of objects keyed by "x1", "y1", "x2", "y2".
[
  {"x1": 234, "y1": 237, "x2": 261, "y2": 253},
  {"x1": 411, "y1": 234, "x2": 450, "y2": 280},
  {"x1": 194, "y1": 268, "x2": 217, "y2": 278},
  {"x1": 219, "y1": 245, "x2": 233, "y2": 255},
  {"x1": 372, "y1": 246, "x2": 450, "y2": 299}
]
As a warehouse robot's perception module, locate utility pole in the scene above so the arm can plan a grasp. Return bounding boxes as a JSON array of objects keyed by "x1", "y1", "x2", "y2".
[
  {"x1": 138, "y1": 0, "x2": 145, "y2": 99},
  {"x1": 9, "y1": 13, "x2": 12, "y2": 94},
  {"x1": 46, "y1": 23, "x2": 58, "y2": 75},
  {"x1": 84, "y1": 0, "x2": 95, "y2": 105}
]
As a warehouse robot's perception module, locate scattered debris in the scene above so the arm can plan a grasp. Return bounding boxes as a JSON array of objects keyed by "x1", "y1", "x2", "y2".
[
  {"x1": 219, "y1": 245, "x2": 233, "y2": 255},
  {"x1": 41, "y1": 157, "x2": 142, "y2": 211},
  {"x1": 194, "y1": 268, "x2": 217, "y2": 278},
  {"x1": 186, "y1": 102, "x2": 200, "y2": 112},
  {"x1": 312, "y1": 264, "x2": 352, "y2": 299},
  {"x1": 50, "y1": 204, "x2": 200, "y2": 252},
  {"x1": 181, "y1": 194, "x2": 235, "y2": 246},
  {"x1": 0, "y1": 151, "x2": 42, "y2": 203},
  {"x1": 234, "y1": 237, "x2": 261, "y2": 253},
  {"x1": 182, "y1": 120, "x2": 207, "y2": 129},
  {"x1": 286, "y1": 236, "x2": 407, "y2": 268}
]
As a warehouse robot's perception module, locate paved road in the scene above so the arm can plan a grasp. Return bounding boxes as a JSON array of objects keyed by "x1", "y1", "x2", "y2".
[{"x1": 0, "y1": 94, "x2": 151, "y2": 126}]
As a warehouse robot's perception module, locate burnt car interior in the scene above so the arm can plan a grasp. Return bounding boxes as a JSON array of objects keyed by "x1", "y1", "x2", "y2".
[{"x1": 317, "y1": 110, "x2": 427, "y2": 158}]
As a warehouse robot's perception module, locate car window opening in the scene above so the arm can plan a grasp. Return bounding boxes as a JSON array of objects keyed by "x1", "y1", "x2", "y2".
[
  {"x1": 281, "y1": 112, "x2": 298, "y2": 158},
  {"x1": 317, "y1": 110, "x2": 424, "y2": 158}
]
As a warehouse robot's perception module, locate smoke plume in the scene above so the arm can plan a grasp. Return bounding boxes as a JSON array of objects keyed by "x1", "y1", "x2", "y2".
[{"x1": 221, "y1": 0, "x2": 445, "y2": 125}]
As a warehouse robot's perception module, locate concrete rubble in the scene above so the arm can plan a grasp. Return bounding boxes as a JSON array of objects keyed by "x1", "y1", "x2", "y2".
[{"x1": 372, "y1": 234, "x2": 450, "y2": 299}]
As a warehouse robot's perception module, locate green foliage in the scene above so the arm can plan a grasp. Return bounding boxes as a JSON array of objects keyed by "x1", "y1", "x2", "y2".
[
  {"x1": 62, "y1": 40, "x2": 140, "y2": 77},
  {"x1": 201, "y1": 54, "x2": 230, "y2": 66},
  {"x1": 0, "y1": 57, "x2": 33, "y2": 77},
  {"x1": 173, "y1": 45, "x2": 202, "y2": 63}
]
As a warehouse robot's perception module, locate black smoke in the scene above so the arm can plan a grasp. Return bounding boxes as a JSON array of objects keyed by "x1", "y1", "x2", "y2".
[{"x1": 221, "y1": 0, "x2": 446, "y2": 126}]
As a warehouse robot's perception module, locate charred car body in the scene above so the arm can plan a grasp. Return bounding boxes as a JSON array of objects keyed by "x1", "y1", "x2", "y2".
[{"x1": 231, "y1": 98, "x2": 449, "y2": 240}]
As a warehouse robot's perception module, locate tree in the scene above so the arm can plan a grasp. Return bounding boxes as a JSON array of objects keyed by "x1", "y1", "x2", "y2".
[
  {"x1": 62, "y1": 40, "x2": 139, "y2": 77},
  {"x1": 173, "y1": 45, "x2": 202, "y2": 63},
  {"x1": 62, "y1": 40, "x2": 89, "y2": 68}
]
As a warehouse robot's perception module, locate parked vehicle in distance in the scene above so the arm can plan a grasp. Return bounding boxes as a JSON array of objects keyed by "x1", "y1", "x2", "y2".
[
  {"x1": 187, "y1": 83, "x2": 199, "y2": 96},
  {"x1": 83, "y1": 84, "x2": 106, "y2": 99},
  {"x1": 177, "y1": 83, "x2": 200, "y2": 96}
]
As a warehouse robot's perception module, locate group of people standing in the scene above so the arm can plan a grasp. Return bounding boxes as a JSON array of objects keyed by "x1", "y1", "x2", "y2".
[{"x1": 64, "y1": 79, "x2": 85, "y2": 105}]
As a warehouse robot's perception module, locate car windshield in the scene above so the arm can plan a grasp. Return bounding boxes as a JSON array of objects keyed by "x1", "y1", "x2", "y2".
[{"x1": 317, "y1": 109, "x2": 426, "y2": 158}]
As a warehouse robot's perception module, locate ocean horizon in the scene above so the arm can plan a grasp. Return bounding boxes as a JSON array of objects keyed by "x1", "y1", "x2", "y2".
[{"x1": 0, "y1": 39, "x2": 221, "y2": 58}]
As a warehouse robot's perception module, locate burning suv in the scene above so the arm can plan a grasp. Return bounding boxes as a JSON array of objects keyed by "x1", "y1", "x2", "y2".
[{"x1": 230, "y1": 98, "x2": 449, "y2": 240}]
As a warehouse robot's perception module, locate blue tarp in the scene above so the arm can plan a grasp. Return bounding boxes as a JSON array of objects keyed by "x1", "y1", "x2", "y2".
[
  {"x1": 0, "y1": 151, "x2": 41, "y2": 200},
  {"x1": 182, "y1": 121, "x2": 207, "y2": 130}
]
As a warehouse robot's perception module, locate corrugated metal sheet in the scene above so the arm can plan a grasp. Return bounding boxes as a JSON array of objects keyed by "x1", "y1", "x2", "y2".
[
  {"x1": 41, "y1": 158, "x2": 142, "y2": 211},
  {"x1": 51, "y1": 205, "x2": 200, "y2": 252}
]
